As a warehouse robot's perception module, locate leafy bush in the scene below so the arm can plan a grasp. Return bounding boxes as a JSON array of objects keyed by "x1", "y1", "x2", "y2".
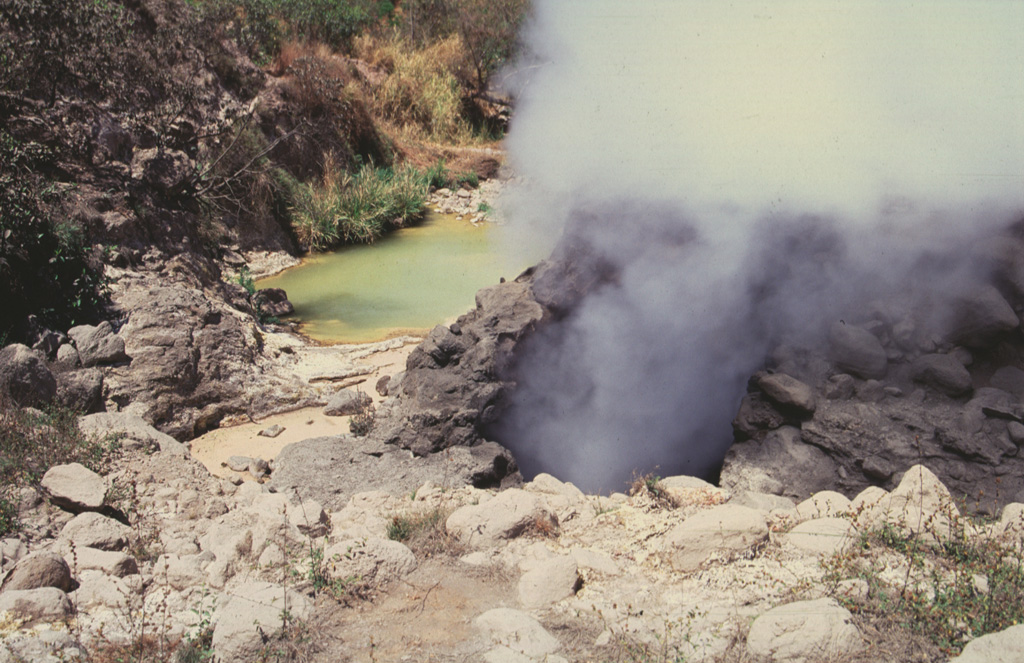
[
  {"x1": 197, "y1": 0, "x2": 394, "y2": 57},
  {"x1": 0, "y1": 132, "x2": 106, "y2": 341},
  {"x1": 291, "y1": 159, "x2": 433, "y2": 250}
]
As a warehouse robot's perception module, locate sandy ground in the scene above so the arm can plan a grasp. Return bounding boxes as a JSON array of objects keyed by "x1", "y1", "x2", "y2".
[{"x1": 191, "y1": 339, "x2": 418, "y2": 478}]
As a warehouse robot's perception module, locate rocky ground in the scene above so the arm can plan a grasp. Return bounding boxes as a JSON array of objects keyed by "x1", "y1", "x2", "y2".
[{"x1": 2, "y1": 409, "x2": 1023, "y2": 663}]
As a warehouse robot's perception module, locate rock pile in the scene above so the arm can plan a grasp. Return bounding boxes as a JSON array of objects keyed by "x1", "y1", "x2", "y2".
[
  {"x1": 723, "y1": 262, "x2": 1024, "y2": 513},
  {"x1": 3, "y1": 431, "x2": 1021, "y2": 662}
]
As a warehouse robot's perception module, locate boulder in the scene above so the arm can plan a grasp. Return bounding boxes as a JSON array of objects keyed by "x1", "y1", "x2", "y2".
[
  {"x1": 828, "y1": 322, "x2": 887, "y2": 379},
  {"x1": 910, "y1": 354, "x2": 973, "y2": 396},
  {"x1": 78, "y1": 411, "x2": 186, "y2": 455},
  {"x1": 0, "y1": 588, "x2": 75, "y2": 621},
  {"x1": 950, "y1": 623, "x2": 1024, "y2": 663},
  {"x1": 664, "y1": 504, "x2": 768, "y2": 572},
  {"x1": 104, "y1": 282, "x2": 271, "y2": 439},
  {"x1": 130, "y1": 147, "x2": 193, "y2": 194},
  {"x1": 517, "y1": 555, "x2": 579, "y2": 609},
  {"x1": 746, "y1": 598, "x2": 862, "y2": 662},
  {"x1": 324, "y1": 388, "x2": 372, "y2": 416},
  {"x1": 0, "y1": 344, "x2": 56, "y2": 407},
  {"x1": 225, "y1": 455, "x2": 253, "y2": 472},
  {"x1": 252, "y1": 288, "x2": 294, "y2": 318},
  {"x1": 71, "y1": 547, "x2": 139, "y2": 577},
  {"x1": 721, "y1": 427, "x2": 838, "y2": 499},
  {"x1": 446, "y1": 489, "x2": 557, "y2": 547},
  {"x1": 781, "y1": 518, "x2": 858, "y2": 556},
  {"x1": 67, "y1": 321, "x2": 128, "y2": 367},
  {"x1": 0, "y1": 552, "x2": 73, "y2": 592},
  {"x1": 270, "y1": 435, "x2": 515, "y2": 511},
  {"x1": 54, "y1": 367, "x2": 104, "y2": 413},
  {"x1": 0, "y1": 628, "x2": 84, "y2": 663},
  {"x1": 58, "y1": 512, "x2": 131, "y2": 551},
  {"x1": 40, "y1": 463, "x2": 108, "y2": 512},
  {"x1": 383, "y1": 277, "x2": 544, "y2": 455},
  {"x1": 756, "y1": 373, "x2": 817, "y2": 415},
  {"x1": 794, "y1": 491, "x2": 851, "y2": 522},
  {"x1": 474, "y1": 608, "x2": 560, "y2": 658},
  {"x1": 947, "y1": 285, "x2": 1019, "y2": 347},
  {"x1": 211, "y1": 581, "x2": 312, "y2": 663},
  {"x1": 324, "y1": 538, "x2": 416, "y2": 585},
  {"x1": 54, "y1": 343, "x2": 82, "y2": 370}
]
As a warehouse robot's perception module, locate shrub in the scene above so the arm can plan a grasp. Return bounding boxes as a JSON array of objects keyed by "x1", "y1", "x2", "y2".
[
  {"x1": 291, "y1": 159, "x2": 432, "y2": 250},
  {"x1": 824, "y1": 503, "x2": 1024, "y2": 656},
  {"x1": 361, "y1": 34, "x2": 470, "y2": 142},
  {"x1": 0, "y1": 133, "x2": 106, "y2": 341},
  {"x1": 386, "y1": 507, "x2": 462, "y2": 558}
]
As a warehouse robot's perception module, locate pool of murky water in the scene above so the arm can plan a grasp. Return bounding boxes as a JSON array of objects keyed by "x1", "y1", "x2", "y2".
[{"x1": 257, "y1": 212, "x2": 523, "y2": 343}]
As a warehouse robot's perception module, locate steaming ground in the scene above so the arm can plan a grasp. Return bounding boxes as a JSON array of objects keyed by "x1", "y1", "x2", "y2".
[{"x1": 493, "y1": 1, "x2": 1024, "y2": 493}]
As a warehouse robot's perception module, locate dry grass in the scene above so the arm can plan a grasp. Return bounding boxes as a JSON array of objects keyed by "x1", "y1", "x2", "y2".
[
  {"x1": 354, "y1": 33, "x2": 474, "y2": 143},
  {"x1": 386, "y1": 506, "x2": 466, "y2": 559}
]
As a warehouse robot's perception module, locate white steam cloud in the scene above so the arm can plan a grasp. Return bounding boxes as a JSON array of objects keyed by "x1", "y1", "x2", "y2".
[{"x1": 494, "y1": 1, "x2": 1024, "y2": 492}]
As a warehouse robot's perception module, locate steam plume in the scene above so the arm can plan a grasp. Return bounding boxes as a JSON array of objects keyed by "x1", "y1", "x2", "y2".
[{"x1": 493, "y1": 1, "x2": 1024, "y2": 492}]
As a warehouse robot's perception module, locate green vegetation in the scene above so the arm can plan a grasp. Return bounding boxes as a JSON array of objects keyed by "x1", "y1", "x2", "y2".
[
  {"x1": 0, "y1": 399, "x2": 119, "y2": 536},
  {"x1": 386, "y1": 507, "x2": 462, "y2": 557},
  {"x1": 629, "y1": 472, "x2": 678, "y2": 510},
  {"x1": 291, "y1": 161, "x2": 437, "y2": 250},
  {"x1": 0, "y1": 133, "x2": 107, "y2": 340},
  {"x1": 824, "y1": 507, "x2": 1024, "y2": 656}
]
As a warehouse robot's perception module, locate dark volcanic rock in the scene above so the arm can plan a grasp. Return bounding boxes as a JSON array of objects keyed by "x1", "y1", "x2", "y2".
[
  {"x1": 721, "y1": 427, "x2": 838, "y2": 500},
  {"x1": 756, "y1": 372, "x2": 817, "y2": 416},
  {"x1": 324, "y1": 389, "x2": 372, "y2": 416},
  {"x1": 380, "y1": 276, "x2": 544, "y2": 458},
  {"x1": 910, "y1": 353, "x2": 973, "y2": 396},
  {"x1": 269, "y1": 435, "x2": 516, "y2": 510},
  {"x1": 946, "y1": 285, "x2": 1019, "y2": 347},
  {"x1": 253, "y1": 288, "x2": 294, "y2": 318},
  {"x1": 104, "y1": 281, "x2": 258, "y2": 438},
  {"x1": 828, "y1": 322, "x2": 888, "y2": 379}
]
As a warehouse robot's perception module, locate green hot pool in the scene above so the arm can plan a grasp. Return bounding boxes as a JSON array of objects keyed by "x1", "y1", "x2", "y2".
[{"x1": 257, "y1": 212, "x2": 523, "y2": 343}]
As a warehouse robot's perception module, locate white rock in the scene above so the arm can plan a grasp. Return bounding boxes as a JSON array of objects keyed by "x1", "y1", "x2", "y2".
[
  {"x1": 664, "y1": 504, "x2": 768, "y2": 572},
  {"x1": 287, "y1": 499, "x2": 329, "y2": 537},
  {"x1": 794, "y1": 491, "x2": 852, "y2": 522},
  {"x1": 886, "y1": 465, "x2": 960, "y2": 540},
  {"x1": 211, "y1": 581, "x2": 312, "y2": 663},
  {"x1": 950, "y1": 623, "x2": 1024, "y2": 663},
  {"x1": 324, "y1": 538, "x2": 416, "y2": 585},
  {"x1": 40, "y1": 463, "x2": 108, "y2": 511},
  {"x1": 68, "y1": 547, "x2": 138, "y2": 577},
  {"x1": 447, "y1": 489, "x2": 557, "y2": 548},
  {"x1": 570, "y1": 547, "x2": 620, "y2": 576},
  {"x1": 59, "y1": 512, "x2": 131, "y2": 551},
  {"x1": 78, "y1": 412, "x2": 186, "y2": 455},
  {"x1": 518, "y1": 555, "x2": 579, "y2": 610},
  {"x1": 0, "y1": 587, "x2": 74, "y2": 621},
  {"x1": 746, "y1": 598, "x2": 862, "y2": 663},
  {"x1": 781, "y1": 518, "x2": 858, "y2": 556},
  {"x1": 73, "y1": 569, "x2": 130, "y2": 609},
  {"x1": 155, "y1": 554, "x2": 208, "y2": 592},
  {"x1": 475, "y1": 608, "x2": 560, "y2": 658},
  {"x1": 659, "y1": 475, "x2": 731, "y2": 506},
  {"x1": 525, "y1": 473, "x2": 585, "y2": 501}
]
